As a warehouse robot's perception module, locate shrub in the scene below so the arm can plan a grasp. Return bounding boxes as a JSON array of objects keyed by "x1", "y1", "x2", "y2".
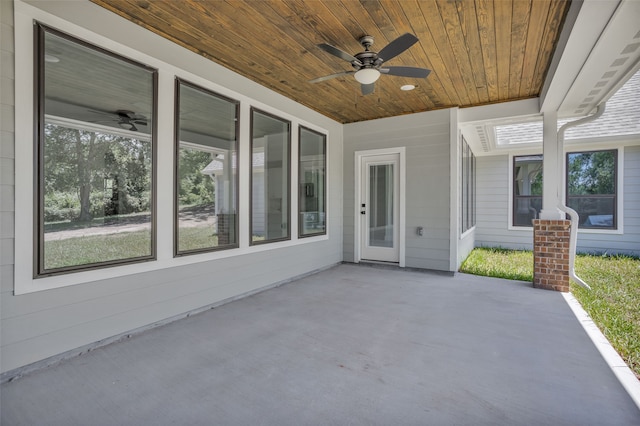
[{"x1": 44, "y1": 192, "x2": 80, "y2": 222}]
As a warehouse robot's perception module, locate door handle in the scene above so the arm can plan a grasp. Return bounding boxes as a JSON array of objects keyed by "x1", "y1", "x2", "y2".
[{"x1": 361, "y1": 211, "x2": 366, "y2": 215}]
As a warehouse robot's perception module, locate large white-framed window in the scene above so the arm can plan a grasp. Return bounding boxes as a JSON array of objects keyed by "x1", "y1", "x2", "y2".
[
  {"x1": 298, "y1": 126, "x2": 326, "y2": 238},
  {"x1": 250, "y1": 108, "x2": 291, "y2": 245},
  {"x1": 174, "y1": 78, "x2": 239, "y2": 255},
  {"x1": 34, "y1": 22, "x2": 158, "y2": 277},
  {"x1": 512, "y1": 154, "x2": 543, "y2": 227}
]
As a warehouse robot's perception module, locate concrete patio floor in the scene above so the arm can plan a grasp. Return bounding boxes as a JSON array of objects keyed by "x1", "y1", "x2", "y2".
[{"x1": 2, "y1": 263, "x2": 639, "y2": 425}]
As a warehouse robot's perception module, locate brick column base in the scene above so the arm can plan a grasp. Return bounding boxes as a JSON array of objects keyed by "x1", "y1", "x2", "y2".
[{"x1": 533, "y1": 219, "x2": 571, "y2": 292}]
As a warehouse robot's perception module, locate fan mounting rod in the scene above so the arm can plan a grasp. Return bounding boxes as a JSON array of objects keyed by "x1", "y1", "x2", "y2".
[{"x1": 359, "y1": 35, "x2": 374, "y2": 50}]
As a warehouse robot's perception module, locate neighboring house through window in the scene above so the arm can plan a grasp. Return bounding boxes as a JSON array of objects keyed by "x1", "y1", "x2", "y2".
[
  {"x1": 35, "y1": 23, "x2": 157, "y2": 276},
  {"x1": 512, "y1": 150, "x2": 618, "y2": 229}
]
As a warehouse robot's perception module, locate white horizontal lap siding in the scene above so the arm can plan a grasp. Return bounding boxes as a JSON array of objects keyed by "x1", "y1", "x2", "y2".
[
  {"x1": 344, "y1": 109, "x2": 452, "y2": 271},
  {"x1": 1, "y1": 0, "x2": 17, "y2": 364},
  {"x1": 2, "y1": 1, "x2": 343, "y2": 374},
  {"x1": 475, "y1": 156, "x2": 534, "y2": 251}
]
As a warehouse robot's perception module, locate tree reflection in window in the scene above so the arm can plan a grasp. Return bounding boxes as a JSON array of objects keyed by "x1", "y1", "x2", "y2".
[{"x1": 567, "y1": 150, "x2": 617, "y2": 229}]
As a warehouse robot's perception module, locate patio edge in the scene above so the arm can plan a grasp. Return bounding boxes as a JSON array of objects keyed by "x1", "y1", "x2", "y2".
[{"x1": 562, "y1": 292, "x2": 640, "y2": 411}]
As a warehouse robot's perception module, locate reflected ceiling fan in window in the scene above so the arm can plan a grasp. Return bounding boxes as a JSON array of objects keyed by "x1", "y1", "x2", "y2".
[
  {"x1": 87, "y1": 109, "x2": 148, "y2": 132},
  {"x1": 309, "y1": 33, "x2": 431, "y2": 95},
  {"x1": 114, "y1": 110, "x2": 147, "y2": 132}
]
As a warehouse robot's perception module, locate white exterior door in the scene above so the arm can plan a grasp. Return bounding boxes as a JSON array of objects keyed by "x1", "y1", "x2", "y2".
[{"x1": 360, "y1": 153, "x2": 400, "y2": 263}]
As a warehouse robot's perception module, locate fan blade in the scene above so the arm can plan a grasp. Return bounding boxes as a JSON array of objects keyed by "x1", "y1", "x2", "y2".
[
  {"x1": 361, "y1": 83, "x2": 375, "y2": 95},
  {"x1": 317, "y1": 43, "x2": 361, "y2": 64},
  {"x1": 309, "y1": 71, "x2": 355, "y2": 83},
  {"x1": 380, "y1": 66, "x2": 431, "y2": 78},
  {"x1": 377, "y1": 33, "x2": 419, "y2": 62}
]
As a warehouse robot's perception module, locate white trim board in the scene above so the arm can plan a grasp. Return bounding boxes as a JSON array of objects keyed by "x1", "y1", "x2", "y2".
[{"x1": 562, "y1": 292, "x2": 640, "y2": 411}]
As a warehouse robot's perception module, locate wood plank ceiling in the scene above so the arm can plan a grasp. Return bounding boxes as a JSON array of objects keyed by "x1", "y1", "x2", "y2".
[{"x1": 90, "y1": 0, "x2": 571, "y2": 124}]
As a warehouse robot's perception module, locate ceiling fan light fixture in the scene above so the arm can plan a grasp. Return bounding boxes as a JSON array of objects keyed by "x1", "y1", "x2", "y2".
[
  {"x1": 354, "y1": 68, "x2": 380, "y2": 84},
  {"x1": 401, "y1": 84, "x2": 415, "y2": 91}
]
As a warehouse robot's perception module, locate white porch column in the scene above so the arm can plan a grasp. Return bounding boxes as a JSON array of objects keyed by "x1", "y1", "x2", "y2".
[{"x1": 539, "y1": 111, "x2": 564, "y2": 219}]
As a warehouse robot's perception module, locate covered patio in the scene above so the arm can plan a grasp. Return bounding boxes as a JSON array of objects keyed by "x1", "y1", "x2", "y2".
[{"x1": 2, "y1": 264, "x2": 638, "y2": 425}]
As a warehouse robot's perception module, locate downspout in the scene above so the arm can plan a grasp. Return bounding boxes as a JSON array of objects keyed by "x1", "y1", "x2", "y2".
[{"x1": 555, "y1": 103, "x2": 606, "y2": 290}]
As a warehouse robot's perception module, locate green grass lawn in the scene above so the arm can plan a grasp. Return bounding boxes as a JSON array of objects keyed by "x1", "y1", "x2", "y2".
[{"x1": 460, "y1": 247, "x2": 640, "y2": 379}]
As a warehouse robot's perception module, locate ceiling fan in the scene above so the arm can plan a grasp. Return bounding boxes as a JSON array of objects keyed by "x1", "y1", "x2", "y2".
[{"x1": 310, "y1": 33, "x2": 431, "y2": 95}]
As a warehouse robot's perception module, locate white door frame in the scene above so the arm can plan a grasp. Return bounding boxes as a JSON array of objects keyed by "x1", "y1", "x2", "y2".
[{"x1": 354, "y1": 147, "x2": 406, "y2": 267}]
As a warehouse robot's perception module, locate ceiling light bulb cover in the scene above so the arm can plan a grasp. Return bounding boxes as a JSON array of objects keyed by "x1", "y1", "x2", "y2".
[{"x1": 354, "y1": 68, "x2": 381, "y2": 84}]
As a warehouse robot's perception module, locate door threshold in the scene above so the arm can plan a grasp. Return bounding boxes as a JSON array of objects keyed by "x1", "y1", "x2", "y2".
[
  {"x1": 358, "y1": 260, "x2": 402, "y2": 269},
  {"x1": 360, "y1": 259, "x2": 398, "y2": 265}
]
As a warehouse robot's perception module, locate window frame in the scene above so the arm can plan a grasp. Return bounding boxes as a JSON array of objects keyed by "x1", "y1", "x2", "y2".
[
  {"x1": 249, "y1": 107, "x2": 292, "y2": 246},
  {"x1": 565, "y1": 148, "x2": 618, "y2": 230},
  {"x1": 34, "y1": 22, "x2": 158, "y2": 278},
  {"x1": 510, "y1": 149, "x2": 621, "y2": 232},
  {"x1": 511, "y1": 154, "x2": 543, "y2": 228},
  {"x1": 173, "y1": 77, "x2": 240, "y2": 256},
  {"x1": 298, "y1": 125, "x2": 327, "y2": 238},
  {"x1": 460, "y1": 136, "x2": 476, "y2": 235}
]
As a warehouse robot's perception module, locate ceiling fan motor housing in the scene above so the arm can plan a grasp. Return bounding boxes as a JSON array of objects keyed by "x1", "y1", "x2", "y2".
[{"x1": 354, "y1": 36, "x2": 379, "y2": 69}]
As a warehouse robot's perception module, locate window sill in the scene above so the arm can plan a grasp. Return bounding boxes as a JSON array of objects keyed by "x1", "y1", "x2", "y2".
[
  {"x1": 460, "y1": 226, "x2": 476, "y2": 239},
  {"x1": 507, "y1": 225, "x2": 535, "y2": 231}
]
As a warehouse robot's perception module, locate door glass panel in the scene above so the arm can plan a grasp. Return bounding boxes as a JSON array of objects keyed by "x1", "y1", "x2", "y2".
[{"x1": 369, "y1": 164, "x2": 394, "y2": 248}]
